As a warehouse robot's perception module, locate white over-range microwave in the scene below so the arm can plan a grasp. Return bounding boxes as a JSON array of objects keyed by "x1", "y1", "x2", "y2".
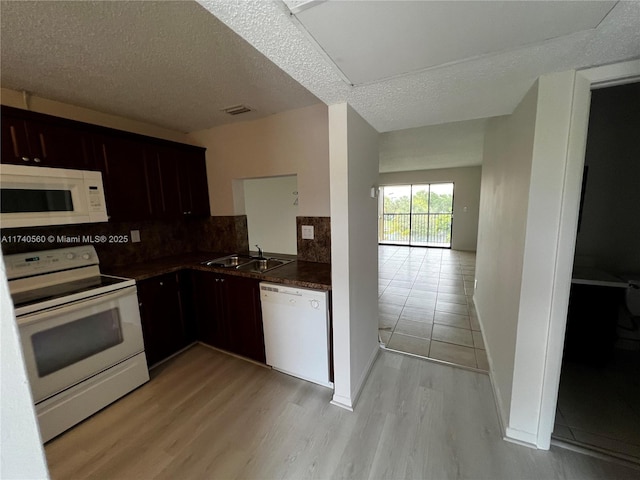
[{"x1": 0, "y1": 164, "x2": 108, "y2": 228}]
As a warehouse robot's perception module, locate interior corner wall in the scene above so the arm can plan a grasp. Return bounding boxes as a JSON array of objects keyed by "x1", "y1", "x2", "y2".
[
  {"x1": 475, "y1": 87, "x2": 538, "y2": 431},
  {"x1": 188, "y1": 104, "x2": 330, "y2": 218},
  {"x1": 329, "y1": 103, "x2": 380, "y2": 409},
  {"x1": 476, "y1": 71, "x2": 577, "y2": 447},
  {"x1": 379, "y1": 167, "x2": 481, "y2": 251}
]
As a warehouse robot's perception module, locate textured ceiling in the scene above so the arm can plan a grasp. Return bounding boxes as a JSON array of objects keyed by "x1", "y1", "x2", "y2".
[
  {"x1": 379, "y1": 119, "x2": 487, "y2": 173},
  {"x1": 0, "y1": 1, "x2": 320, "y2": 133},
  {"x1": 199, "y1": 0, "x2": 640, "y2": 132},
  {"x1": 1, "y1": 1, "x2": 638, "y2": 135},
  {"x1": 293, "y1": 1, "x2": 615, "y2": 85}
]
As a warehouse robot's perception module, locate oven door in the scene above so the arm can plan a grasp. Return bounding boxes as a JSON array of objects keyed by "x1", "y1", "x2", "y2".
[{"x1": 16, "y1": 285, "x2": 145, "y2": 403}]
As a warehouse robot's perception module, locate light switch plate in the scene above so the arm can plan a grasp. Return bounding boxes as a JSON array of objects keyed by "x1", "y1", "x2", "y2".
[
  {"x1": 131, "y1": 230, "x2": 141, "y2": 243},
  {"x1": 301, "y1": 225, "x2": 314, "y2": 240}
]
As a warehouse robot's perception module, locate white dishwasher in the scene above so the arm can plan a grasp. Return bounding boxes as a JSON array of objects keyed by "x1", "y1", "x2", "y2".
[{"x1": 260, "y1": 283, "x2": 331, "y2": 388}]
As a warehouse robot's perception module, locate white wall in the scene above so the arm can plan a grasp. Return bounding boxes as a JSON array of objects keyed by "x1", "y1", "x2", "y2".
[
  {"x1": 379, "y1": 167, "x2": 481, "y2": 251},
  {"x1": 476, "y1": 96, "x2": 537, "y2": 432},
  {"x1": 0, "y1": 257, "x2": 50, "y2": 479},
  {"x1": 379, "y1": 119, "x2": 486, "y2": 172},
  {"x1": 244, "y1": 175, "x2": 298, "y2": 255},
  {"x1": 574, "y1": 83, "x2": 640, "y2": 274},
  {"x1": 476, "y1": 71, "x2": 578, "y2": 447},
  {"x1": 1, "y1": 87, "x2": 194, "y2": 144},
  {"x1": 329, "y1": 103, "x2": 380, "y2": 409},
  {"x1": 188, "y1": 104, "x2": 330, "y2": 218}
]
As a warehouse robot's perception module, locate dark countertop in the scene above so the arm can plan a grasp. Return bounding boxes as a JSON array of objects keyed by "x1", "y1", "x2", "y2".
[{"x1": 105, "y1": 252, "x2": 332, "y2": 291}]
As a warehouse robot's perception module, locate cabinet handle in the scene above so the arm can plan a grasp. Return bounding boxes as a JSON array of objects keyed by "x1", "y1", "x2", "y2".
[
  {"x1": 21, "y1": 156, "x2": 29, "y2": 162},
  {"x1": 33, "y1": 157, "x2": 41, "y2": 163},
  {"x1": 159, "y1": 281, "x2": 164, "y2": 286},
  {"x1": 10, "y1": 127, "x2": 21, "y2": 158},
  {"x1": 39, "y1": 133, "x2": 47, "y2": 159},
  {"x1": 220, "y1": 278, "x2": 225, "y2": 283},
  {"x1": 138, "y1": 302, "x2": 142, "y2": 307}
]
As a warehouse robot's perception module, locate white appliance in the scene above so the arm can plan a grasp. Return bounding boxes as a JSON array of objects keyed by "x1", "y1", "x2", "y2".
[
  {"x1": 0, "y1": 164, "x2": 108, "y2": 228},
  {"x1": 5, "y1": 246, "x2": 149, "y2": 442},
  {"x1": 260, "y1": 283, "x2": 331, "y2": 388}
]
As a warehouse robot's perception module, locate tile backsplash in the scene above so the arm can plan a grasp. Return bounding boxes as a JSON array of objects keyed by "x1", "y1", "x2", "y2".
[
  {"x1": 1, "y1": 215, "x2": 330, "y2": 267},
  {"x1": 296, "y1": 216, "x2": 331, "y2": 264},
  {"x1": 1, "y1": 216, "x2": 249, "y2": 269},
  {"x1": 194, "y1": 216, "x2": 249, "y2": 254}
]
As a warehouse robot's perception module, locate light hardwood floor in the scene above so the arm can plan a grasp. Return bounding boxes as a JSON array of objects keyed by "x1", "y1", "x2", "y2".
[{"x1": 45, "y1": 345, "x2": 639, "y2": 479}]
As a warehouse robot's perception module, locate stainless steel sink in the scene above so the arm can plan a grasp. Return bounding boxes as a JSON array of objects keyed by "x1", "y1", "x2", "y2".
[
  {"x1": 201, "y1": 254, "x2": 253, "y2": 268},
  {"x1": 235, "y1": 257, "x2": 293, "y2": 273},
  {"x1": 202, "y1": 255, "x2": 293, "y2": 273}
]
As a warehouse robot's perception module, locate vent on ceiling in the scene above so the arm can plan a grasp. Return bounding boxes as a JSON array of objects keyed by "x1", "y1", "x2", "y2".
[{"x1": 222, "y1": 104, "x2": 253, "y2": 116}]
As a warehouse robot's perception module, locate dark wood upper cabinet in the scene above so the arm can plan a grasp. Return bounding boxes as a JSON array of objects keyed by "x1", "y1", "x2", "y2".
[
  {"x1": 179, "y1": 149, "x2": 210, "y2": 217},
  {"x1": 150, "y1": 145, "x2": 183, "y2": 219},
  {"x1": 1, "y1": 106, "x2": 210, "y2": 222},
  {"x1": 1, "y1": 114, "x2": 31, "y2": 164},
  {"x1": 1, "y1": 106, "x2": 94, "y2": 169},
  {"x1": 96, "y1": 134, "x2": 155, "y2": 221},
  {"x1": 27, "y1": 119, "x2": 95, "y2": 170},
  {"x1": 149, "y1": 144, "x2": 210, "y2": 219}
]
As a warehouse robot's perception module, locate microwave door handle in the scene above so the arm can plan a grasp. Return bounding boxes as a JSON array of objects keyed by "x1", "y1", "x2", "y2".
[{"x1": 16, "y1": 286, "x2": 137, "y2": 327}]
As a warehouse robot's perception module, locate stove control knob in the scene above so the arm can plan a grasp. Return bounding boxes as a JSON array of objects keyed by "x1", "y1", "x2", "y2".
[
  {"x1": 82, "y1": 253, "x2": 91, "y2": 260},
  {"x1": 66, "y1": 253, "x2": 75, "y2": 260}
]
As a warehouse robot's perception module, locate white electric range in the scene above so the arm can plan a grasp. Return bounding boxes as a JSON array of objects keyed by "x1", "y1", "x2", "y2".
[{"x1": 5, "y1": 245, "x2": 149, "y2": 442}]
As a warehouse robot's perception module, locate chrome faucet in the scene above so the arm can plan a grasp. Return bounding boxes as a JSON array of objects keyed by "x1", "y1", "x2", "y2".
[{"x1": 255, "y1": 244, "x2": 264, "y2": 259}]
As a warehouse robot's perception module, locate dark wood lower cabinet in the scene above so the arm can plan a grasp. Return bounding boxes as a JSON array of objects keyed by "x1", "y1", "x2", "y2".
[
  {"x1": 227, "y1": 275, "x2": 266, "y2": 363},
  {"x1": 191, "y1": 270, "x2": 232, "y2": 351},
  {"x1": 137, "y1": 270, "x2": 266, "y2": 366},
  {"x1": 192, "y1": 270, "x2": 266, "y2": 363},
  {"x1": 137, "y1": 272, "x2": 194, "y2": 367}
]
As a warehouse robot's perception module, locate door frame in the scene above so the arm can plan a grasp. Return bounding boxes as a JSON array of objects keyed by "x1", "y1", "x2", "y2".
[{"x1": 537, "y1": 60, "x2": 640, "y2": 449}]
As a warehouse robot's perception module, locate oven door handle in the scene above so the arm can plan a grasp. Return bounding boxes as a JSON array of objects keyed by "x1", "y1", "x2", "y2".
[{"x1": 16, "y1": 286, "x2": 138, "y2": 327}]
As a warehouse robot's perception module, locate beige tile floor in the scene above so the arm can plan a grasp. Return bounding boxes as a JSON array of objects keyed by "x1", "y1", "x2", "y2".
[{"x1": 378, "y1": 245, "x2": 488, "y2": 371}]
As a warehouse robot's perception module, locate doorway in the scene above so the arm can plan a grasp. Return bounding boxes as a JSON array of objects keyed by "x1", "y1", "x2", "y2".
[
  {"x1": 379, "y1": 183, "x2": 454, "y2": 248},
  {"x1": 552, "y1": 82, "x2": 640, "y2": 461}
]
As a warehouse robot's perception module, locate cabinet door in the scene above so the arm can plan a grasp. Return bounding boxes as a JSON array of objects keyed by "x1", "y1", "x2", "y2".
[
  {"x1": 227, "y1": 276, "x2": 266, "y2": 363},
  {"x1": 179, "y1": 271, "x2": 197, "y2": 345},
  {"x1": 192, "y1": 271, "x2": 231, "y2": 350},
  {"x1": 137, "y1": 273, "x2": 186, "y2": 367},
  {"x1": 177, "y1": 149, "x2": 210, "y2": 217},
  {"x1": 27, "y1": 119, "x2": 95, "y2": 170},
  {"x1": 97, "y1": 135, "x2": 155, "y2": 221},
  {"x1": 1, "y1": 114, "x2": 31, "y2": 165},
  {"x1": 153, "y1": 145, "x2": 183, "y2": 218},
  {"x1": 1, "y1": 109, "x2": 95, "y2": 169}
]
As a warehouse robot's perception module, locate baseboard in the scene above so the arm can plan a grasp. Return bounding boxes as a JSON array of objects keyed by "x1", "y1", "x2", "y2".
[
  {"x1": 351, "y1": 344, "x2": 380, "y2": 408},
  {"x1": 551, "y1": 437, "x2": 640, "y2": 470},
  {"x1": 473, "y1": 300, "x2": 509, "y2": 440},
  {"x1": 505, "y1": 427, "x2": 538, "y2": 448},
  {"x1": 330, "y1": 395, "x2": 354, "y2": 411},
  {"x1": 332, "y1": 343, "x2": 380, "y2": 412}
]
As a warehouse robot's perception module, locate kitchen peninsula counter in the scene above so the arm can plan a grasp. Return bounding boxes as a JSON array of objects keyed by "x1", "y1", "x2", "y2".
[{"x1": 105, "y1": 252, "x2": 332, "y2": 291}]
